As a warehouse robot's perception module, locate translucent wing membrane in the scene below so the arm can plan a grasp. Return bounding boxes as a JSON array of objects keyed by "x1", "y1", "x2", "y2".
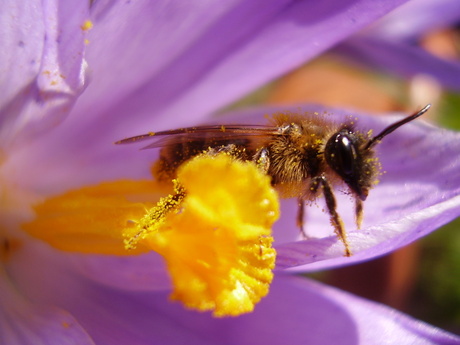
[{"x1": 115, "y1": 125, "x2": 281, "y2": 149}]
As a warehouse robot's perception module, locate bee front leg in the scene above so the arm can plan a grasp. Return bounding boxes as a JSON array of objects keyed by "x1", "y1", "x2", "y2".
[
  {"x1": 312, "y1": 175, "x2": 352, "y2": 257},
  {"x1": 355, "y1": 197, "x2": 363, "y2": 229},
  {"x1": 296, "y1": 198, "x2": 309, "y2": 239}
]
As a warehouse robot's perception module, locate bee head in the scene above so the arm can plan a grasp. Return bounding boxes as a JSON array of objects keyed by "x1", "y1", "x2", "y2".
[
  {"x1": 325, "y1": 128, "x2": 372, "y2": 201},
  {"x1": 325, "y1": 104, "x2": 430, "y2": 201}
]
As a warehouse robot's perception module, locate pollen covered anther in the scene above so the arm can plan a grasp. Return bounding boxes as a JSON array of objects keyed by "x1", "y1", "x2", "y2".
[
  {"x1": 123, "y1": 181, "x2": 185, "y2": 250},
  {"x1": 23, "y1": 152, "x2": 279, "y2": 317},
  {"x1": 127, "y1": 153, "x2": 280, "y2": 317}
]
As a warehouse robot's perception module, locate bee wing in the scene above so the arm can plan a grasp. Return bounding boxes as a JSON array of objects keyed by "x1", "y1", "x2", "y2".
[{"x1": 115, "y1": 125, "x2": 281, "y2": 150}]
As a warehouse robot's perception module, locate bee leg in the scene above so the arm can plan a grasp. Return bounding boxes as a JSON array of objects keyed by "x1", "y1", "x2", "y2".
[
  {"x1": 296, "y1": 198, "x2": 309, "y2": 239},
  {"x1": 125, "y1": 183, "x2": 186, "y2": 250},
  {"x1": 314, "y1": 176, "x2": 351, "y2": 257},
  {"x1": 355, "y1": 197, "x2": 363, "y2": 229},
  {"x1": 252, "y1": 147, "x2": 270, "y2": 173},
  {"x1": 207, "y1": 143, "x2": 236, "y2": 155},
  {"x1": 205, "y1": 144, "x2": 251, "y2": 163}
]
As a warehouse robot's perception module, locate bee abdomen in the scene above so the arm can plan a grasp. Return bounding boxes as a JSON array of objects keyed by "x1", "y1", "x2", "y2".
[{"x1": 154, "y1": 139, "x2": 252, "y2": 181}]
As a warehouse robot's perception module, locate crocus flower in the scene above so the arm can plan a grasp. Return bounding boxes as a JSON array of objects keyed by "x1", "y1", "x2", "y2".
[{"x1": 1, "y1": 1, "x2": 460, "y2": 345}]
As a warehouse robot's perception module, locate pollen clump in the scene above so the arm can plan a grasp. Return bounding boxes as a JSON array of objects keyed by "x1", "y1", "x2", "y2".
[
  {"x1": 81, "y1": 20, "x2": 93, "y2": 31},
  {"x1": 128, "y1": 154, "x2": 279, "y2": 317},
  {"x1": 22, "y1": 153, "x2": 279, "y2": 317}
]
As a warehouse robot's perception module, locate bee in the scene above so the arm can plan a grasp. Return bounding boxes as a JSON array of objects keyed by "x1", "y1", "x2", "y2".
[{"x1": 116, "y1": 104, "x2": 430, "y2": 256}]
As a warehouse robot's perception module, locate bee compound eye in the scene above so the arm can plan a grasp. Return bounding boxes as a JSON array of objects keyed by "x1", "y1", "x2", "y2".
[
  {"x1": 325, "y1": 130, "x2": 357, "y2": 177},
  {"x1": 325, "y1": 129, "x2": 369, "y2": 200}
]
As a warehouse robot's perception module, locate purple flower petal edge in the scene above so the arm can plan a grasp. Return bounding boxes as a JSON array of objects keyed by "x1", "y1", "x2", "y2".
[
  {"x1": 0, "y1": 0, "x2": 90, "y2": 147},
  {"x1": 369, "y1": 0, "x2": 460, "y2": 40},
  {"x1": 0, "y1": 267, "x2": 95, "y2": 345},
  {"x1": 334, "y1": 37, "x2": 460, "y2": 91},
  {"x1": 71, "y1": 0, "x2": 409, "y2": 138}
]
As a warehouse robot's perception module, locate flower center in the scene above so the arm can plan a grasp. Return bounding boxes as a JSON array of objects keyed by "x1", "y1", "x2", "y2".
[{"x1": 22, "y1": 153, "x2": 280, "y2": 316}]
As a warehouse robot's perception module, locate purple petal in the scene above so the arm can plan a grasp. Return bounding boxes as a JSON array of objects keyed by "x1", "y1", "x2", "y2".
[
  {"x1": 0, "y1": 0, "x2": 90, "y2": 146},
  {"x1": 56, "y1": 0, "x2": 409, "y2": 141},
  {"x1": 0, "y1": 1, "x2": 43, "y2": 112},
  {"x1": 4, "y1": 0, "x2": 410, "y2": 195},
  {"x1": 0, "y1": 268, "x2": 94, "y2": 345},
  {"x1": 254, "y1": 276, "x2": 460, "y2": 345},
  {"x1": 368, "y1": 0, "x2": 460, "y2": 40},
  {"x1": 69, "y1": 252, "x2": 172, "y2": 292},
  {"x1": 9, "y1": 243, "x2": 460, "y2": 345},
  {"x1": 334, "y1": 37, "x2": 460, "y2": 91},
  {"x1": 333, "y1": 0, "x2": 460, "y2": 91}
]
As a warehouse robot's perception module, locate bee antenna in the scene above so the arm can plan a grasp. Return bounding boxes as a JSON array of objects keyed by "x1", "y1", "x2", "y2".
[{"x1": 365, "y1": 104, "x2": 431, "y2": 150}]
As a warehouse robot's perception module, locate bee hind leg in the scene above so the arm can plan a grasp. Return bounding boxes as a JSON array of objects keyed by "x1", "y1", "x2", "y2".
[
  {"x1": 252, "y1": 147, "x2": 270, "y2": 173},
  {"x1": 206, "y1": 144, "x2": 248, "y2": 160}
]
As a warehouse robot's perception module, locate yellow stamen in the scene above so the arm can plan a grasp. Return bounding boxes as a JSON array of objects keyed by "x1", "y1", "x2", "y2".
[
  {"x1": 126, "y1": 154, "x2": 279, "y2": 316},
  {"x1": 23, "y1": 154, "x2": 279, "y2": 317},
  {"x1": 22, "y1": 180, "x2": 168, "y2": 255}
]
